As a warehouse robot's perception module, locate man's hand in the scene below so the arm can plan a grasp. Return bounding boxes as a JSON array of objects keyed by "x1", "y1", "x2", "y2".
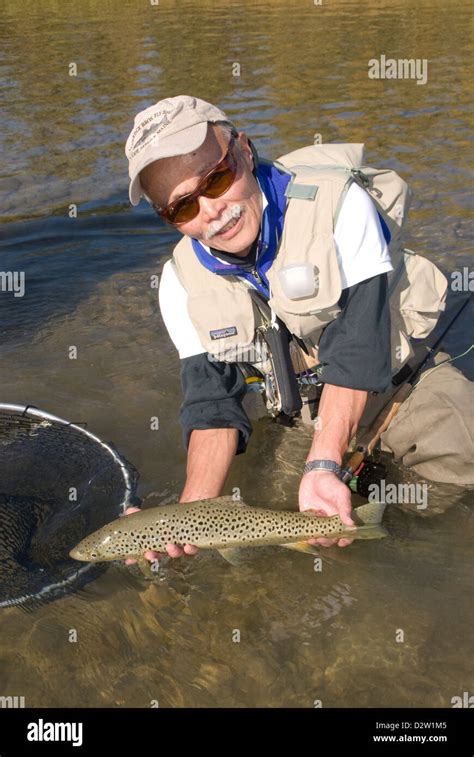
[
  {"x1": 298, "y1": 471, "x2": 354, "y2": 548},
  {"x1": 123, "y1": 506, "x2": 198, "y2": 565}
]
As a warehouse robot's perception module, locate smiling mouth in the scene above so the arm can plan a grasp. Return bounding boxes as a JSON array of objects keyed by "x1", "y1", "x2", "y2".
[
  {"x1": 205, "y1": 204, "x2": 243, "y2": 240},
  {"x1": 216, "y1": 216, "x2": 240, "y2": 235}
]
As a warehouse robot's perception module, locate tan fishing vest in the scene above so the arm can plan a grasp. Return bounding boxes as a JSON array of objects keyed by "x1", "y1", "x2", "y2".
[{"x1": 171, "y1": 143, "x2": 448, "y2": 375}]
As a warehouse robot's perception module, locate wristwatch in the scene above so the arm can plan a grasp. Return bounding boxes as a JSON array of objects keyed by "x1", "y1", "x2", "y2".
[{"x1": 303, "y1": 459, "x2": 342, "y2": 475}]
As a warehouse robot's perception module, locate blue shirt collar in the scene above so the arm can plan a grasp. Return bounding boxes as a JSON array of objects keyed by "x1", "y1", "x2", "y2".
[{"x1": 190, "y1": 161, "x2": 292, "y2": 278}]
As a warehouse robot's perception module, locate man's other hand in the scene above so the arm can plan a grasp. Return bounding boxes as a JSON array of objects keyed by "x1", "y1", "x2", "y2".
[{"x1": 298, "y1": 472, "x2": 354, "y2": 548}]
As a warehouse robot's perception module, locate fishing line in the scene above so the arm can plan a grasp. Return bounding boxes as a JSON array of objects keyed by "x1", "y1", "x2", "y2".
[{"x1": 410, "y1": 344, "x2": 474, "y2": 392}]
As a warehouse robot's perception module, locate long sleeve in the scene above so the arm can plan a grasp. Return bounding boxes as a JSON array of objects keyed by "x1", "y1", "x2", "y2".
[
  {"x1": 179, "y1": 354, "x2": 252, "y2": 454},
  {"x1": 317, "y1": 273, "x2": 392, "y2": 393}
]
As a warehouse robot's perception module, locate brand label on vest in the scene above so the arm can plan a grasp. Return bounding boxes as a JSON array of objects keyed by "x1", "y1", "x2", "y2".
[{"x1": 210, "y1": 326, "x2": 238, "y2": 340}]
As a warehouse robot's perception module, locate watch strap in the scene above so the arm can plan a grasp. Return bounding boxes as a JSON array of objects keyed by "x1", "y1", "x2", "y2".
[{"x1": 303, "y1": 459, "x2": 342, "y2": 475}]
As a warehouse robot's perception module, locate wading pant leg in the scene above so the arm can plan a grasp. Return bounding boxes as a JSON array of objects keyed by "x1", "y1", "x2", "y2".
[{"x1": 380, "y1": 356, "x2": 474, "y2": 486}]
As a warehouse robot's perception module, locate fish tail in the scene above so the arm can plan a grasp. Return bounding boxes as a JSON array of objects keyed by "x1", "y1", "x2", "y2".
[
  {"x1": 344, "y1": 502, "x2": 388, "y2": 540},
  {"x1": 352, "y1": 501, "x2": 386, "y2": 525}
]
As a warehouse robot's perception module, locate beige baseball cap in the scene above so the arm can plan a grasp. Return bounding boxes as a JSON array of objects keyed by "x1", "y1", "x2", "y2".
[{"x1": 125, "y1": 95, "x2": 230, "y2": 206}]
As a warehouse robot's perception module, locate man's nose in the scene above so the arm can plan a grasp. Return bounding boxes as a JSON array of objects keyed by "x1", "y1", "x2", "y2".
[{"x1": 197, "y1": 195, "x2": 227, "y2": 222}]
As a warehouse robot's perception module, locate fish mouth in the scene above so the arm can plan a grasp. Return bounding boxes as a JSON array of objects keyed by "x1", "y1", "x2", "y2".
[
  {"x1": 69, "y1": 547, "x2": 84, "y2": 561},
  {"x1": 69, "y1": 547, "x2": 97, "y2": 562}
]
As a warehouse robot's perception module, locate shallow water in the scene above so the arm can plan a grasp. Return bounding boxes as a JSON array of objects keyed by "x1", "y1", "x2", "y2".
[{"x1": 0, "y1": 0, "x2": 473, "y2": 708}]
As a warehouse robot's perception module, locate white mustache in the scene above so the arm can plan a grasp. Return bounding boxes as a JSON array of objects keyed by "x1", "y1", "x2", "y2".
[{"x1": 205, "y1": 204, "x2": 242, "y2": 240}]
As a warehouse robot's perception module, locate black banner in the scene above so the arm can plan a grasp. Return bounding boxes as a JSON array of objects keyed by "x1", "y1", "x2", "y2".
[{"x1": 0, "y1": 707, "x2": 471, "y2": 755}]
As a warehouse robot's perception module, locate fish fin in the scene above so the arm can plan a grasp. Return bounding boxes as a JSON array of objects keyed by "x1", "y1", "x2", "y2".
[
  {"x1": 216, "y1": 548, "x2": 249, "y2": 566},
  {"x1": 280, "y1": 541, "x2": 321, "y2": 555},
  {"x1": 136, "y1": 558, "x2": 157, "y2": 580},
  {"x1": 352, "y1": 502, "x2": 387, "y2": 526},
  {"x1": 344, "y1": 525, "x2": 388, "y2": 540},
  {"x1": 213, "y1": 496, "x2": 252, "y2": 509}
]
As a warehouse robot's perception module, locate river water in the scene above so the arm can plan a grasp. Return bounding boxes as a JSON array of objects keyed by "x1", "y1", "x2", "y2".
[{"x1": 0, "y1": 0, "x2": 472, "y2": 708}]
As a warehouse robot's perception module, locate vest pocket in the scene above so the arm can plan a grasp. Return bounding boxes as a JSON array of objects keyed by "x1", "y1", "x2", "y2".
[
  {"x1": 267, "y1": 265, "x2": 341, "y2": 339},
  {"x1": 266, "y1": 230, "x2": 343, "y2": 339},
  {"x1": 389, "y1": 250, "x2": 448, "y2": 341},
  {"x1": 186, "y1": 286, "x2": 257, "y2": 362}
]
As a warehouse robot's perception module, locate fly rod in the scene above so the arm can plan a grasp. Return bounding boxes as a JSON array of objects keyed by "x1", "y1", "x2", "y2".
[{"x1": 339, "y1": 293, "x2": 472, "y2": 484}]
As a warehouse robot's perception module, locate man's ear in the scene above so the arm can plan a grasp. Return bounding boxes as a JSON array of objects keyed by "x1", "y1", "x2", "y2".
[
  {"x1": 237, "y1": 131, "x2": 258, "y2": 172},
  {"x1": 247, "y1": 137, "x2": 259, "y2": 172}
]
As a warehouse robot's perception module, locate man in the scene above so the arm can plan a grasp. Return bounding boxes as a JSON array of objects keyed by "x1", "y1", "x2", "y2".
[{"x1": 123, "y1": 95, "x2": 471, "y2": 562}]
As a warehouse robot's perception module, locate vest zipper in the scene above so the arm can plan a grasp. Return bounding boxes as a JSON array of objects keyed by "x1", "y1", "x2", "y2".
[{"x1": 248, "y1": 268, "x2": 271, "y2": 299}]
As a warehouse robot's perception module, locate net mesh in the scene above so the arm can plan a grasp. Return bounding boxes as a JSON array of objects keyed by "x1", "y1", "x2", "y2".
[{"x1": 0, "y1": 404, "x2": 139, "y2": 608}]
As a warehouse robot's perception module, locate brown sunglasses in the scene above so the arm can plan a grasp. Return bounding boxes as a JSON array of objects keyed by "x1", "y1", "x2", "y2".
[{"x1": 153, "y1": 136, "x2": 238, "y2": 225}]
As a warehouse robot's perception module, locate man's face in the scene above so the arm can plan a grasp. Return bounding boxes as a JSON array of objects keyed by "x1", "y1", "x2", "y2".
[{"x1": 139, "y1": 124, "x2": 262, "y2": 257}]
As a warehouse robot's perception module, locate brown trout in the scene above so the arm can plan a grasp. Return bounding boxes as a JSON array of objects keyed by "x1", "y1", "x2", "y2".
[{"x1": 70, "y1": 496, "x2": 387, "y2": 569}]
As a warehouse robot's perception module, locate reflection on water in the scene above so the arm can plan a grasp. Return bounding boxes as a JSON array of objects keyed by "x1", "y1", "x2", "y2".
[{"x1": 0, "y1": 0, "x2": 473, "y2": 707}]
